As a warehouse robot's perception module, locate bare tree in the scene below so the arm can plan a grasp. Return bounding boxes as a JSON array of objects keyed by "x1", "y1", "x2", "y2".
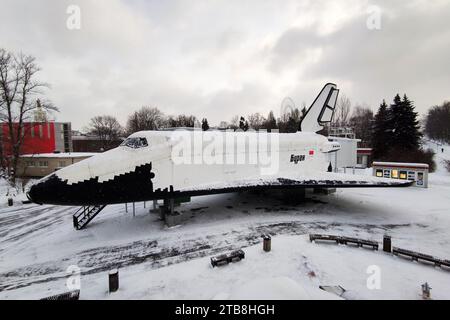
[
  {"x1": 424, "y1": 101, "x2": 450, "y2": 143},
  {"x1": 126, "y1": 106, "x2": 165, "y2": 134},
  {"x1": 219, "y1": 121, "x2": 229, "y2": 129},
  {"x1": 333, "y1": 94, "x2": 351, "y2": 127},
  {"x1": 0, "y1": 48, "x2": 58, "y2": 183},
  {"x1": 247, "y1": 112, "x2": 266, "y2": 130},
  {"x1": 164, "y1": 114, "x2": 198, "y2": 128},
  {"x1": 349, "y1": 105, "x2": 374, "y2": 147},
  {"x1": 87, "y1": 115, "x2": 123, "y2": 150},
  {"x1": 229, "y1": 115, "x2": 240, "y2": 130}
]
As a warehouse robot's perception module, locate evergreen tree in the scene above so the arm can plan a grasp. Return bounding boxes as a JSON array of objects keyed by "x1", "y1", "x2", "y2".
[
  {"x1": 373, "y1": 94, "x2": 423, "y2": 161},
  {"x1": 201, "y1": 118, "x2": 209, "y2": 131},
  {"x1": 284, "y1": 116, "x2": 298, "y2": 133},
  {"x1": 284, "y1": 108, "x2": 301, "y2": 133},
  {"x1": 372, "y1": 100, "x2": 391, "y2": 159},
  {"x1": 389, "y1": 94, "x2": 422, "y2": 152},
  {"x1": 300, "y1": 106, "x2": 307, "y2": 121},
  {"x1": 239, "y1": 116, "x2": 249, "y2": 131},
  {"x1": 297, "y1": 105, "x2": 308, "y2": 131},
  {"x1": 264, "y1": 111, "x2": 277, "y2": 131}
]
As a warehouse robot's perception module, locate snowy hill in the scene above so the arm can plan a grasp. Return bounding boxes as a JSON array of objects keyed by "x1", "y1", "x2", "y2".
[{"x1": 423, "y1": 139, "x2": 450, "y2": 182}]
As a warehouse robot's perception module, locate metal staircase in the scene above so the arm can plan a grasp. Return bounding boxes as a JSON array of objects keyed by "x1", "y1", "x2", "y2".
[{"x1": 73, "y1": 205, "x2": 107, "y2": 230}]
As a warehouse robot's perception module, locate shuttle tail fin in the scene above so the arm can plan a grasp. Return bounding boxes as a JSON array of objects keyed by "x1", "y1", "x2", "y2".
[{"x1": 300, "y1": 83, "x2": 339, "y2": 133}]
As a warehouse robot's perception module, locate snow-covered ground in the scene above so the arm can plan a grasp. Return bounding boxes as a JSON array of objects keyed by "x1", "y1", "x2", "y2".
[
  {"x1": 0, "y1": 177, "x2": 31, "y2": 205},
  {"x1": 0, "y1": 144, "x2": 449, "y2": 300}
]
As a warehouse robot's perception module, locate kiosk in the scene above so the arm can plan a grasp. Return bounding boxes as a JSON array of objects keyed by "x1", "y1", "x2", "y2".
[{"x1": 372, "y1": 162, "x2": 429, "y2": 188}]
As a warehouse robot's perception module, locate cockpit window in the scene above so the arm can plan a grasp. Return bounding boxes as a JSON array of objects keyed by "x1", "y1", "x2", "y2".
[{"x1": 121, "y1": 137, "x2": 148, "y2": 148}]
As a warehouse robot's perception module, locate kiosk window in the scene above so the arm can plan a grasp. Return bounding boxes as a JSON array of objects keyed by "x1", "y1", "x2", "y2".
[
  {"x1": 383, "y1": 170, "x2": 391, "y2": 178},
  {"x1": 407, "y1": 171, "x2": 415, "y2": 180},
  {"x1": 399, "y1": 171, "x2": 407, "y2": 179},
  {"x1": 391, "y1": 169, "x2": 399, "y2": 179},
  {"x1": 376, "y1": 169, "x2": 383, "y2": 177}
]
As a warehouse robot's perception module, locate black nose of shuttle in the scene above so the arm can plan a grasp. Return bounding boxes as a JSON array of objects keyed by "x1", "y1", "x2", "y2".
[
  {"x1": 27, "y1": 184, "x2": 42, "y2": 205},
  {"x1": 27, "y1": 175, "x2": 60, "y2": 205},
  {"x1": 26, "y1": 163, "x2": 156, "y2": 206}
]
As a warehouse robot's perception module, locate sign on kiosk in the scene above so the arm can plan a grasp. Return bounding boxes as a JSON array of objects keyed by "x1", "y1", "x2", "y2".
[{"x1": 372, "y1": 162, "x2": 429, "y2": 188}]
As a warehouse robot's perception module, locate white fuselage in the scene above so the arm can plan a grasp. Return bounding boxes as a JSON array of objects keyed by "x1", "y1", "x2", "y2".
[
  {"x1": 27, "y1": 83, "x2": 411, "y2": 208},
  {"x1": 54, "y1": 130, "x2": 336, "y2": 192}
]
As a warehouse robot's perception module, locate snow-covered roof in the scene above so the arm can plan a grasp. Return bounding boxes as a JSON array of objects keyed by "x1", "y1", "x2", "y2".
[
  {"x1": 72, "y1": 135, "x2": 125, "y2": 141},
  {"x1": 20, "y1": 152, "x2": 98, "y2": 158},
  {"x1": 327, "y1": 136, "x2": 361, "y2": 142},
  {"x1": 372, "y1": 162, "x2": 429, "y2": 169}
]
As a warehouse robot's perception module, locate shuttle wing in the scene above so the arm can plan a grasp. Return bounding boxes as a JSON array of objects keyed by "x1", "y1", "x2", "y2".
[{"x1": 177, "y1": 171, "x2": 413, "y2": 196}]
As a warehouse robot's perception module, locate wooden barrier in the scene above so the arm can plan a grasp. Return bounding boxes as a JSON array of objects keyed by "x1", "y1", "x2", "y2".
[
  {"x1": 310, "y1": 234, "x2": 450, "y2": 272},
  {"x1": 309, "y1": 234, "x2": 378, "y2": 250},
  {"x1": 393, "y1": 247, "x2": 450, "y2": 269},
  {"x1": 340, "y1": 236, "x2": 379, "y2": 250}
]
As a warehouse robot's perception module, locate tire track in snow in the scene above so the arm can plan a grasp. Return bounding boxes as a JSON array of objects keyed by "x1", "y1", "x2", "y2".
[
  {"x1": 0, "y1": 206, "x2": 72, "y2": 242},
  {"x1": 0, "y1": 220, "x2": 414, "y2": 292}
]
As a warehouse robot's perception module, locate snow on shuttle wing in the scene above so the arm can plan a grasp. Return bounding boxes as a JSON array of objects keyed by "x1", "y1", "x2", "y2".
[{"x1": 178, "y1": 171, "x2": 413, "y2": 195}]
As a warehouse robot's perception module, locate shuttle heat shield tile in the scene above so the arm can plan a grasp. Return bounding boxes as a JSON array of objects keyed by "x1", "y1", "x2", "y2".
[{"x1": 28, "y1": 163, "x2": 156, "y2": 206}]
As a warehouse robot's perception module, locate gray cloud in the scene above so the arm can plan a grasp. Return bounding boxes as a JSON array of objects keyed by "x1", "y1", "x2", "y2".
[
  {"x1": 269, "y1": 0, "x2": 450, "y2": 111},
  {"x1": 0, "y1": 0, "x2": 449, "y2": 129}
]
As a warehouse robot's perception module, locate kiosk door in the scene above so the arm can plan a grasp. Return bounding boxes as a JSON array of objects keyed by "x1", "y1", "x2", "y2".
[{"x1": 417, "y1": 172, "x2": 424, "y2": 186}]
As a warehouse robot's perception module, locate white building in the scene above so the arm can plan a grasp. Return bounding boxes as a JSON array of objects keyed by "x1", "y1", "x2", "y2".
[{"x1": 327, "y1": 136, "x2": 360, "y2": 171}]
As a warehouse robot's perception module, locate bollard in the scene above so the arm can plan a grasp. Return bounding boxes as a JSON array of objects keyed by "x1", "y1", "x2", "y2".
[
  {"x1": 263, "y1": 235, "x2": 271, "y2": 252},
  {"x1": 421, "y1": 282, "x2": 431, "y2": 300},
  {"x1": 109, "y1": 269, "x2": 119, "y2": 293},
  {"x1": 7, "y1": 198, "x2": 13, "y2": 206},
  {"x1": 383, "y1": 235, "x2": 392, "y2": 253}
]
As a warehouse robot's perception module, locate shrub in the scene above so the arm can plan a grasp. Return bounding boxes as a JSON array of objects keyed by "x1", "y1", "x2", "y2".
[
  {"x1": 377, "y1": 148, "x2": 436, "y2": 172},
  {"x1": 445, "y1": 160, "x2": 450, "y2": 173}
]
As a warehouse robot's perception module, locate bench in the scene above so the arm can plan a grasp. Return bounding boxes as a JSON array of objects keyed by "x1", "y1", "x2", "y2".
[{"x1": 211, "y1": 250, "x2": 245, "y2": 267}]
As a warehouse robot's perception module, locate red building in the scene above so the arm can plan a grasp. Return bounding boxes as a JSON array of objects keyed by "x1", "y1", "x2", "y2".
[
  {"x1": 356, "y1": 148, "x2": 373, "y2": 168},
  {"x1": 1, "y1": 122, "x2": 72, "y2": 157}
]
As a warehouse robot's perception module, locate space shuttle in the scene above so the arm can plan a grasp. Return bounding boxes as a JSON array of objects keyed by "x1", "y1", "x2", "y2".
[{"x1": 27, "y1": 83, "x2": 411, "y2": 206}]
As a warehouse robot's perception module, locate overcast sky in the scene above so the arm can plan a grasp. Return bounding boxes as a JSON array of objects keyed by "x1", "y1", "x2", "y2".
[{"x1": 1, "y1": 0, "x2": 449, "y2": 130}]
